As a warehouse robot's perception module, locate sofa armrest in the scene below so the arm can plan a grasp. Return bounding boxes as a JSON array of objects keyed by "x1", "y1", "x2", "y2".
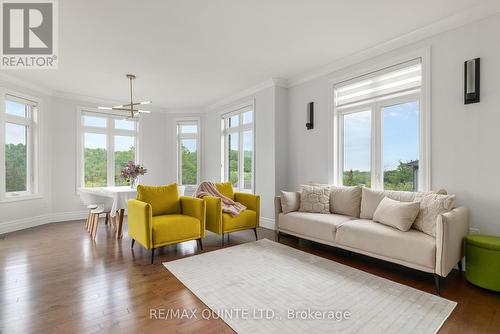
[
  {"x1": 234, "y1": 192, "x2": 260, "y2": 227},
  {"x1": 127, "y1": 199, "x2": 153, "y2": 249},
  {"x1": 234, "y1": 192, "x2": 260, "y2": 212},
  {"x1": 203, "y1": 196, "x2": 222, "y2": 234},
  {"x1": 435, "y1": 206, "x2": 469, "y2": 277},
  {"x1": 180, "y1": 196, "x2": 206, "y2": 238},
  {"x1": 275, "y1": 196, "x2": 282, "y2": 229}
]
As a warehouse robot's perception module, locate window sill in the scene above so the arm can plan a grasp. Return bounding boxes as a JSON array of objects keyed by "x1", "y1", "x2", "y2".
[{"x1": 0, "y1": 194, "x2": 43, "y2": 203}]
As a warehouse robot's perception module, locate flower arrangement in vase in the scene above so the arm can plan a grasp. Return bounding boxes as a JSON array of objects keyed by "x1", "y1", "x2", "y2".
[{"x1": 120, "y1": 161, "x2": 147, "y2": 188}]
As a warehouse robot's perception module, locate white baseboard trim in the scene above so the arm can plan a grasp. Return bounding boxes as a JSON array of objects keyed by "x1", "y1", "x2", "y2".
[
  {"x1": 259, "y1": 217, "x2": 276, "y2": 230},
  {"x1": 2, "y1": 212, "x2": 277, "y2": 236},
  {"x1": 0, "y1": 210, "x2": 88, "y2": 235}
]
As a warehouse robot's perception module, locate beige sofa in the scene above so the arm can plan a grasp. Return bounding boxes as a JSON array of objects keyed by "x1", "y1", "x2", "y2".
[{"x1": 274, "y1": 186, "x2": 469, "y2": 294}]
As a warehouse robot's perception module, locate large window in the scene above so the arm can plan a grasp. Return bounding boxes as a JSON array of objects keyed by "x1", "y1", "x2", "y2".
[
  {"x1": 176, "y1": 119, "x2": 200, "y2": 186},
  {"x1": 79, "y1": 110, "x2": 138, "y2": 187},
  {"x1": 334, "y1": 59, "x2": 427, "y2": 191},
  {"x1": 221, "y1": 105, "x2": 254, "y2": 191},
  {"x1": 1, "y1": 94, "x2": 38, "y2": 199}
]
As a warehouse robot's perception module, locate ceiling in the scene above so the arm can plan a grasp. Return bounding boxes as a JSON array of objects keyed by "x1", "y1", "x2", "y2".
[{"x1": 6, "y1": 0, "x2": 499, "y2": 110}]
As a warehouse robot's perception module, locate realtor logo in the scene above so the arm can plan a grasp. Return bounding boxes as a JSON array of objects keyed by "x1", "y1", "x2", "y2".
[{"x1": 1, "y1": 0, "x2": 58, "y2": 68}]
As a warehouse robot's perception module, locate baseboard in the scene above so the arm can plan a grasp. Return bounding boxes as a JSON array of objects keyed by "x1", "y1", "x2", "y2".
[
  {"x1": 0, "y1": 210, "x2": 88, "y2": 235},
  {"x1": 260, "y1": 217, "x2": 276, "y2": 230}
]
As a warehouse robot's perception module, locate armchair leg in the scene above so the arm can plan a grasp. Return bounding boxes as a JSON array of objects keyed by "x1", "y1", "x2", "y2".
[
  {"x1": 131, "y1": 239, "x2": 135, "y2": 249},
  {"x1": 221, "y1": 234, "x2": 224, "y2": 246},
  {"x1": 458, "y1": 259, "x2": 463, "y2": 272},
  {"x1": 197, "y1": 238, "x2": 203, "y2": 251},
  {"x1": 227, "y1": 233, "x2": 230, "y2": 244},
  {"x1": 253, "y1": 228, "x2": 258, "y2": 240},
  {"x1": 434, "y1": 274, "x2": 441, "y2": 295},
  {"x1": 151, "y1": 248, "x2": 155, "y2": 264}
]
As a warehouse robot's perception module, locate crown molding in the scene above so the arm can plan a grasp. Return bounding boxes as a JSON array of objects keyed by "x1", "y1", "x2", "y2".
[
  {"x1": 52, "y1": 89, "x2": 123, "y2": 106},
  {"x1": 0, "y1": 72, "x2": 53, "y2": 96},
  {"x1": 287, "y1": 4, "x2": 500, "y2": 87},
  {"x1": 206, "y1": 77, "x2": 288, "y2": 111}
]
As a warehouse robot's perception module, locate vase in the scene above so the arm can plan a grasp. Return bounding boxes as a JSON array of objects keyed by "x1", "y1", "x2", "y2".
[{"x1": 130, "y1": 178, "x2": 137, "y2": 189}]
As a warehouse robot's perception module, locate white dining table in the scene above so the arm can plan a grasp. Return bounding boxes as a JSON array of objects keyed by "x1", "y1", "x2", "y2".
[{"x1": 79, "y1": 186, "x2": 137, "y2": 239}]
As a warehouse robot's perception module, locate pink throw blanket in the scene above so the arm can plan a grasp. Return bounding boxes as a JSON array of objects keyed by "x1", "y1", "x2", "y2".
[{"x1": 193, "y1": 181, "x2": 246, "y2": 217}]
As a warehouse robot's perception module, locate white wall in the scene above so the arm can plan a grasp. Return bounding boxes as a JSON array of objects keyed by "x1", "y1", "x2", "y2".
[
  {"x1": 1, "y1": 90, "x2": 172, "y2": 233},
  {"x1": 3, "y1": 14, "x2": 500, "y2": 236},
  {"x1": 49, "y1": 97, "x2": 171, "y2": 217},
  {"x1": 286, "y1": 14, "x2": 500, "y2": 235},
  {"x1": 0, "y1": 79, "x2": 53, "y2": 228}
]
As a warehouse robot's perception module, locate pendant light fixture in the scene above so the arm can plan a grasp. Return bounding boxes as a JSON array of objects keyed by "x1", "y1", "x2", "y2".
[{"x1": 98, "y1": 74, "x2": 151, "y2": 119}]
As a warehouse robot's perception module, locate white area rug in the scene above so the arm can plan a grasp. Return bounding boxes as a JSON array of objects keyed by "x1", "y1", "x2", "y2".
[{"x1": 164, "y1": 239, "x2": 456, "y2": 334}]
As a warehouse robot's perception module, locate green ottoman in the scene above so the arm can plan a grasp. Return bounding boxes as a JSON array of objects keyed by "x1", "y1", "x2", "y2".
[{"x1": 465, "y1": 235, "x2": 500, "y2": 292}]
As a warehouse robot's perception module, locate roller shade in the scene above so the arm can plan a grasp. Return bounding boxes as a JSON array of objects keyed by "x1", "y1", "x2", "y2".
[{"x1": 334, "y1": 59, "x2": 421, "y2": 109}]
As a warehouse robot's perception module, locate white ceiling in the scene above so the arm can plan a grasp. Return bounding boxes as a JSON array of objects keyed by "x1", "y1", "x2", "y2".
[{"x1": 6, "y1": 0, "x2": 500, "y2": 110}]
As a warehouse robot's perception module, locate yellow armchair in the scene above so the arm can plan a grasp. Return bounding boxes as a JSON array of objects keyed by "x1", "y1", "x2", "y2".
[
  {"x1": 128, "y1": 183, "x2": 206, "y2": 263},
  {"x1": 204, "y1": 182, "x2": 260, "y2": 245}
]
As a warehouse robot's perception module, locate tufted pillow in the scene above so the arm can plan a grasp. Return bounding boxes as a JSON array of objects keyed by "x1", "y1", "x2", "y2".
[
  {"x1": 299, "y1": 185, "x2": 330, "y2": 214},
  {"x1": 412, "y1": 193, "x2": 456, "y2": 236}
]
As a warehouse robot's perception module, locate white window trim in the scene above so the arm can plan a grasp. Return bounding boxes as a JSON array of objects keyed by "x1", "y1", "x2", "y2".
[
  {"x1": 220, "y1": 100, "x2": 256, "y2": 193},
  {"x1": 76, "y1": 107, "x2": 141, "y2": 190},
  {"x1": 329, "y1": 48, "x2": 431, "y2": 191},
  {"x1": 0, "y1": 88, "x2": 40, "y2": 202},
  {"x1": 175, "y1": 117, "x2": 201, "y2": 188}
]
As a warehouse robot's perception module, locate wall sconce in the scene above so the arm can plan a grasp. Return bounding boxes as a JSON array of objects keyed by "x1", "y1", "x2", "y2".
[
  {"x1": 464, "y1": 58, "x2": 480, "y2": 104},
  {"x1": 306, "y1": 102, "x2": 314, "y2": 130}
]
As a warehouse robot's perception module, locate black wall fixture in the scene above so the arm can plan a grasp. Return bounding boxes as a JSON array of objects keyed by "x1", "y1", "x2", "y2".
[
  {"x1": 306, "y1": 102, "x2": 314, "y2": 130},
  {"x1": 464, "y1": 58, "x2": 480, "y2": 104}
]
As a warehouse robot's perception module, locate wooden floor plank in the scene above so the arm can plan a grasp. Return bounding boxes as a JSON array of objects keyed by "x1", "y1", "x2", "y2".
[{"x1": 1, "y1": 218, "x2": 499, "y2": 333}]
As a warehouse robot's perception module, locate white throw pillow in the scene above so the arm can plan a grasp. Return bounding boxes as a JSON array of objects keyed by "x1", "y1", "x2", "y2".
[
  {"x1": 280, "y1": 191, "x2": 301, "y2": 214},
  {"x1": 373, "y1": 197, "x2": 421, "y2": 231},
  {"x1": 412, "y1": 193, "x2": 456, "y2": 236},
  {"x1": 299, "y1": 185, "x2": 330, "y2": 214}
]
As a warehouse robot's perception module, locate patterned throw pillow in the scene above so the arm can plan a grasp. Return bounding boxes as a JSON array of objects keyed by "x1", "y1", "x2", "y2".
[
  {"x1": 299, "y1": 185, "x2": 330, "y2": 214},
  {"x1": 412, "y1": 193, "x2": 456, "y2": 236}
]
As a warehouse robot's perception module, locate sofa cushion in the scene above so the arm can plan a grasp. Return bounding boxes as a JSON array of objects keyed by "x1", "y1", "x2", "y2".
[
  {"x1": 413, "y1": 193, "x2": 456, "y2": 237},
  {"x1": 336, "y1": 219, "x2": 436, "y2": 269},
  {"x1": 280, "y1": 191, "x2": 301, "y2": 214},
  {"x1": 223, "y1": 209, "x2": 257, "y2": 232},
  {"x1": 137, "y1": 183, "x2": 180, "y2": 216},
  {"x1": 360, "y1": 188, "x2": 446, "y2": 220},
  {"x1": 360, "y1": 188, "x2": 416, "y2": 220},
  {"x1": 330, "y1": 185, "x2": 362, "y2": 217},
  {"x1": 373, "y1": 197, "x2": 420, "y2": 231},
  {"x1": 299, "y1": 185, "x2": 330, "y2": 214},
  {"x1": 279, "y1": 212, "x2": 354, "y2": 242},
  {"x1": 215, "y1": 182, "x2": 235, "y2": 200},
  {"x1": 152, "y1": 214, "x2": 200, "y2": 245}
]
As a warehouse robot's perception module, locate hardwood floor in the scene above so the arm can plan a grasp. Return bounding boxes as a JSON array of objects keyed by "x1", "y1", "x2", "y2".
[{"x1": 1, "y1": 219, "x2": 499, "y2": 334}]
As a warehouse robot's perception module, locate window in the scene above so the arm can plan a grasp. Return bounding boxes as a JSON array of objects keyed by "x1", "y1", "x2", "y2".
[
  {"x1": 1, "y1": 94, "x2": 38, "y2": 199},
  {"x1": 78, "y1": 110, "x2": 138, "y2": 187},
  {"x1": 222, "y1": 106, "x2": 254, "y2": 191},
  {"x1": 334, "y1": 59, "x2": 427, "y2": 191},
  {"x1": 176, "y1": 120, "x2": 200, "y2": 186}
]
